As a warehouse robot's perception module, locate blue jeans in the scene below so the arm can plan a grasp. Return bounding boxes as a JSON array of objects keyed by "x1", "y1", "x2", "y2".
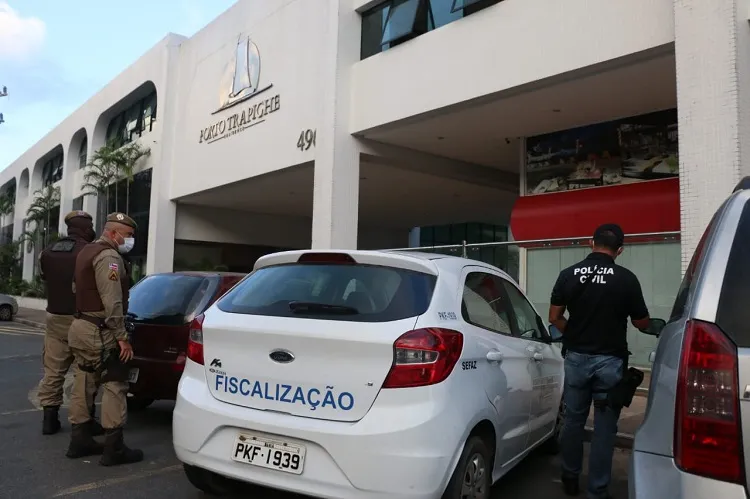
[{"x1": 560, "y1": 351, "x2": 623, "y2": 499}]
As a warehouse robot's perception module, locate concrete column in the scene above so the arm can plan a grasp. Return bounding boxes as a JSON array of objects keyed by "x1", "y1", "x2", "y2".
[
  {"x1": 408, "y1": 227, "x2": 421, "y2": 248},
  {"x1": 311, "y1": 0, "x2": 361, "y2": 249},
  {"x1": 674, "y1": 0, "x2": 750, "y2": 272},
  {"x1": 83, "y1": 195, "x2": 98, "y2": 230},
  {"x1": 144, "y1": 38, "x2": 183, "y2": 275}
]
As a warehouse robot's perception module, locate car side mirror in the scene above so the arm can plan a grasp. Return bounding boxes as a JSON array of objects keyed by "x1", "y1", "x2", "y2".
[
  {"x1": 548, "y1": 324, "x2": 563, "y2": 342},
  {"x1": 640, "y1": 318, "x2": 666, "y2": 337}
]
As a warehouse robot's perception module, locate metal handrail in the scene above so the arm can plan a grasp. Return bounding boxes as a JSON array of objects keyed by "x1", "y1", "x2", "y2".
[{"x1": 384, "y1": 231, "x2": 681, "y2": 257}]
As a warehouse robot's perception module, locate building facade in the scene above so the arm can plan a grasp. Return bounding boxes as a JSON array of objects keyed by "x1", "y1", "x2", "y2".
[{"x1": 1, "y1": 0, "x2": 749, "y2": 365}]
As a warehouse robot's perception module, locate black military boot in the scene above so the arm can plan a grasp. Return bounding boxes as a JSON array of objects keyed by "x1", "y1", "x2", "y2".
[
  {"x1": 99, "y1": 428, "x2": 143, "y2": 467},
  {"x1": 65, "y1": 421, "x2": 104, "y2": 459},
  {"x1": 42, "y1": 406, "x2": 61, "y2": 435},
  {"x1": 89, "y1": 405, "x2": 104, "y2": 436}
]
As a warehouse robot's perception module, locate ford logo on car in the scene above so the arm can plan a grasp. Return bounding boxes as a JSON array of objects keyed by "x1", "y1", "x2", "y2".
[{"x1": 269, "y1": 349, "x2": 295, "y2": 364}]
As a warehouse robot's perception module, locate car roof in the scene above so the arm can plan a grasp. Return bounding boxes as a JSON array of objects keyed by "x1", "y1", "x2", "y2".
[{"x1": 254, "y1": 249, "x2": 515, "y2": 282}]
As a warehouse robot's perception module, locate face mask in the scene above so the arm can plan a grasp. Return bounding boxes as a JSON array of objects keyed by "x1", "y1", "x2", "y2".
[
  {"x1": 85, "y1": 228, "x2": 96, "y2": 242},
  {"x1": 118, "y1": 237, "x2": 135, "y2": 254}
]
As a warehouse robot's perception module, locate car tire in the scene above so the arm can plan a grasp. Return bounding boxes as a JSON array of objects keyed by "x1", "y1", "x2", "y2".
[
  {"x1": 126, "y1": 396, "x2": 154, "y2": 411},
  {"x1": 183, "y1": 464, "x2": 233, "y2": 496},
  {"x1": 442, "y1": 436, "x2": 493, "y2": 499},
  {"x1": 541, "y1": 399, "x2": 565, "y2": 455},
  {"x1": 0, "y1": 305, "x2": 12, "y2": 321}
]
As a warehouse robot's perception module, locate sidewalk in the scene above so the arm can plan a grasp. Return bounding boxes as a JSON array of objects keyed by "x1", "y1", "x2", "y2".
[{"x1": 13, "y1": 307, "x2": 46, "y2": 329}]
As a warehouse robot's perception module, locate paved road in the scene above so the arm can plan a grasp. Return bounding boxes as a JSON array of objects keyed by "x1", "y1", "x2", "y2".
[{"x1": 0, "y1": 321, "x2": 630, "y2": 499}]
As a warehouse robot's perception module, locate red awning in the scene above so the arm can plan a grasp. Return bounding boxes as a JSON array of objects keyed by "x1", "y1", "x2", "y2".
[{"x1": 510, "y1": 178, "x2": 680, "y2": 246}]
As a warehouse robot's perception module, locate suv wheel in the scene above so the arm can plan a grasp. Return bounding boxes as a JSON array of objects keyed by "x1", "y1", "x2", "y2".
[
  {"x1": 0, "y1": 305, "x2": 12, "y2": 321},
  {"x1": 183, "y1": 464, "x2": 232, "y2": 496},
  {"x1": 442, "y1": 436, "x2": 492, "y2": 499}
]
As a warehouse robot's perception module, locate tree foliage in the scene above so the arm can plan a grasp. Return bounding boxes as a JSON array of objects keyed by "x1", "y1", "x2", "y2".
[
  {"x1": 25, "y1": 185, "x2": 61, "y2": 253},
  {"x1": 81, "y1": 139, "x2": 150, "y2": 218}
]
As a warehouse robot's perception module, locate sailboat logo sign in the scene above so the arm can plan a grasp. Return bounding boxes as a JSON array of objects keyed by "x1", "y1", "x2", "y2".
[{"x1": 199, "y1": 35, "x2": 281, "y2": 145}]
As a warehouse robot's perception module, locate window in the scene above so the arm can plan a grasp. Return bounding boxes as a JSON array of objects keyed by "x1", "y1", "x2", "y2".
[
  {"x1": 42, "y1": 153, "x2": 64, "y2": 186},
  {"x1": 361, "y1": 0, "x2": 503, "y2": 59},
  {"x1": 72, "y1": 196, "x2": 83, "y2": 211},
  {"x1": 128, "y1": 274, "x2": 216, "y2": 325},
  {"x1": 78, "y1": 138, "x2": 87, "y2": 169},
  {"x1": 462, "y1": 272, "x2": 513, "y2": 335},
  {"x1": 105, "y1": 90, "x2": 158, "y2": 148},
  {"x1": 381, "y1": 0, "x2": 429, "y2": 46},
  {"x1": 218, "y1": 263, "x2": 437, "y2": 323},
  {"x1": 670, "y1": 210, "x2": 721, "y2": 322},
  {"x1": 501, "y1": 280, "x2": 546, "y2": 340},
  {"x1": 716, "y1": 200, "x2": 750, "y2": 347}
]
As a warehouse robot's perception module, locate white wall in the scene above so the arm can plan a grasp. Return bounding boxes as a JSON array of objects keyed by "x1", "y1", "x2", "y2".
[
  {"x1": 175, "y1": 204, "x2": 408, "y2": 251},
  {"x1": 351, "y1": 0, "x2": 675, "y2": 133},
  {"x1": 175, "y1": 204, "x2": 312, "y2": 249},
  {"x1": 169, "y1": 0, "x2": 329, "y2": 199}
]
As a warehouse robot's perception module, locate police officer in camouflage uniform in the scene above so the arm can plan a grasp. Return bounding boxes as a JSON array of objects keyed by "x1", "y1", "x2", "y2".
[
  {"x1": 65, "y1": 213, "x2": 142, "y2": 466},
  {"x1": 38, "y1": 211, "x2": 103, "y2": 436}
]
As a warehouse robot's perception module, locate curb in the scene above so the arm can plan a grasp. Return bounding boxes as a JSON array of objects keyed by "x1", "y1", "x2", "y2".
[
  {"x1": 584, "y1": 426, "x2": 634, "y2": 450},
  {"x1": 13, "y1": 317, "x2": 45, "y2": 330}
]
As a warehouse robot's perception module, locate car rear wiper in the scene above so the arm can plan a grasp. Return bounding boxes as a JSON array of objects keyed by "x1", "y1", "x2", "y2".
[{"x1": 288, "y1": 301, "x2": 359, "y2": 315}]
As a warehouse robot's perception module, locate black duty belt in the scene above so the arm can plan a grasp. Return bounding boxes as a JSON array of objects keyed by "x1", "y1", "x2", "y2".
[{"x1": 74, "y1": 313, "x2": 105, "y2": 329}]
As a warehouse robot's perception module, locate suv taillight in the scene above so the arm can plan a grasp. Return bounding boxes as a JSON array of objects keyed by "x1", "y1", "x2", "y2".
[
  {"x1": 186, "y1": 314, "x2": 205, "y2": 366},
  {"x1": 382, "y1": 328, "x2": 463, "y2": 389},
  {"x1": 675, "y1": 320, "x2": 744, "y2": 484}
]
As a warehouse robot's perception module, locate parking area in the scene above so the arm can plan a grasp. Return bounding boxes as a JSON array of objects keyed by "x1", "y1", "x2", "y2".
[{"x1": 0, "y1": 318, "x2": 631, "y2": 499}]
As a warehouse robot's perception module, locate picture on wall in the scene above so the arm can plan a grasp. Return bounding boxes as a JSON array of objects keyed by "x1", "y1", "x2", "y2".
[{"x1": 525, "y1": 109, "x2": 678, "y2": 195}]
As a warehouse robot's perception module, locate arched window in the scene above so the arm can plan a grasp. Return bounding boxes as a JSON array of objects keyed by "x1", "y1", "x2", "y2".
[{"x1": 78, "y1": 137, "x2": 88, "y2": 169}]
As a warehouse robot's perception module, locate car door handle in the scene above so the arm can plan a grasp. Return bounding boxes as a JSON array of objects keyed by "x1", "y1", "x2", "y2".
[
  {"x1": 486, "y1": 351, "x2": 504, "y2": 362},
  {"x1": 532, "y1": 352, "x2": 544, "y2": 362}
]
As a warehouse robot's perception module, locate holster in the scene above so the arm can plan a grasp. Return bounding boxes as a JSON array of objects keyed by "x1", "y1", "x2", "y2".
[
  {"x1": 597, "y1": 354, "x2": 645, "y2": 410},
  {"x1": 75, "y1": 312, "x2": 129, "y2": 383},
  {"x1": 101, "y1": 344, "x2": 130, "y2": 383}
]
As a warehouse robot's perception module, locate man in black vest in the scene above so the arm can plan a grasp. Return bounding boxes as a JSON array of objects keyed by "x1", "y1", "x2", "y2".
[
  {"x1": 38, "y1": 210, "x2": 101, "y2": 436},
  {"x1": 548, "y1": 224, "x2": 651, "y2": 499},
  {"x1": 66, "y1": 212, "x2": 141, "y2": 467}
]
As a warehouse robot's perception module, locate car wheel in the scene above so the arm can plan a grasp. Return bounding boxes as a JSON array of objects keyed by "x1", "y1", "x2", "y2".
[
  {"x1": 183, "y1": 464, "x2": 233, "y2": 496},
  {"x1": 126, "y1": 396, "x2": 154, "y2": 411},
  {"x1": 0, "y1": 305, "x2": 12, "y2": 321},
  {"x1": 541, "y1": 399, "x2": 565, "y2": 455},
  {"x1": 442, "y1": 436, "x2": 493, "y2": 499}
]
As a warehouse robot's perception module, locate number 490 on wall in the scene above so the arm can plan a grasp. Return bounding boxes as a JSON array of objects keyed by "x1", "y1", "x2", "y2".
[{"x1": 297, "y1": 129, "x2": 316, "y2": 151}]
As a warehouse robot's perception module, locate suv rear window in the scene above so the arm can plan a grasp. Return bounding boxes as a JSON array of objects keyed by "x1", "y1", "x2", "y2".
[
  {"x1": 128, "y1": 274, "x2": 215, "y2": 324},
  {"x1": 716, "y1": 199, "x2": 750, "y2": 347},
  {"x1": 669, "y1": 211, "x2": 720, "y2": 322},
  {"x1": 217, "y1": 263, "x2": 437, "y2": 322}
]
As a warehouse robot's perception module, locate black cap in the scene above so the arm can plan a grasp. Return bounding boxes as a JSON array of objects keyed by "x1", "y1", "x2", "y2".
[{"x1": 593, "y1": 223, "x2": 625, "y2": 249}]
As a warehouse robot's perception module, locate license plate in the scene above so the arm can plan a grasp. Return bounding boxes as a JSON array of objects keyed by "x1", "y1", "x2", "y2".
[
  {"x1": 230, "y1": 432, "x2": 306, "y2": 475},
  {"x1": 127, "y1": 368, "x2": 139, "y2": 384}
]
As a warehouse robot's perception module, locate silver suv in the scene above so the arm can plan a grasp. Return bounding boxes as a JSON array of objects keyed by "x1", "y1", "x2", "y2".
[{"x1": 630, "y1": 178, "x2": 750, "y2": 498}]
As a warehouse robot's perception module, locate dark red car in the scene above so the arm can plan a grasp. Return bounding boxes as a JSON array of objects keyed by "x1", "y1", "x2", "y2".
[{"x1": 124, "y1": 271, "x2": 246, "y2": 410}]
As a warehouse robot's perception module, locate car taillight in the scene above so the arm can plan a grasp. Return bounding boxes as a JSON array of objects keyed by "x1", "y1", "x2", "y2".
[
  {"x1": 382, "y1": 328, "x2": 463, "y2": 389},
  {"x1": 186, "y1": 314, "x2": 205, "y2": 365},
  {"x1": 675, "y1": 320, "x2": 744, "y2": 484}
]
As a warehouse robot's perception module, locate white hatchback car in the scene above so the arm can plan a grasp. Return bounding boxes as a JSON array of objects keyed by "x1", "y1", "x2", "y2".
[{"x1": 173, "y1": 250, "x2": 565, "y2": 499}]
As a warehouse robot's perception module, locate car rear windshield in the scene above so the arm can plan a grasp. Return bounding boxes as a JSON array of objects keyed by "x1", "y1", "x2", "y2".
[
  {"x1": 217, "y1": 263, "x2": 437, "y2": 322},
  {"x1": 716, "y1": 199, "x2": 750, "y2": 347},
  {"x1": 128, "y1": 274, "x2": 215, "y2": 324}
]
